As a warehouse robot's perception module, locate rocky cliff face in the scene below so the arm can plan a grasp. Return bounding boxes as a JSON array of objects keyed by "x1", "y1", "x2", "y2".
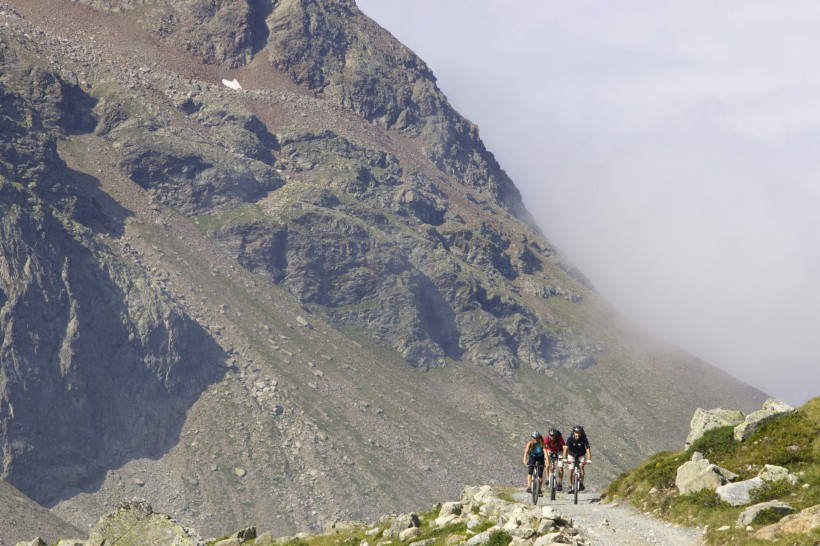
[
  {"x1": 0, "y1": 34, "x2": 225, "y2": 502},
  {"x1": 0, "y1": 0, "x2": 766, "y2": 539}
]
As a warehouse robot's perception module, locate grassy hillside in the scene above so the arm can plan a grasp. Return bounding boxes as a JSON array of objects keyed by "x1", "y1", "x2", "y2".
[{"x1": 604, "y1": 397, "x2": 820, "y2": 545}]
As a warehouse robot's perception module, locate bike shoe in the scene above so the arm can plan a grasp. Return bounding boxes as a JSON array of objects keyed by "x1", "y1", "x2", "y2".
[
  {"x1": 567, "y1": 488, "x2": 574, "y2": 494},
  {"x1": 525, "y1": 487, "x2": 531, "y2": 493},
  {"x1": 579, "y1": 483, "x2": 585, "y2": 491},
  {"x1": 557, "y1": 483, "x2": 563, "y2": 491}
]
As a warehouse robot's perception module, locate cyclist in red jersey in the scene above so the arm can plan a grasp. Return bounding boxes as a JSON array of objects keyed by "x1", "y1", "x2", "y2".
[{"x1": 544, "y1": 427, "x2": 566, "y2": 491}]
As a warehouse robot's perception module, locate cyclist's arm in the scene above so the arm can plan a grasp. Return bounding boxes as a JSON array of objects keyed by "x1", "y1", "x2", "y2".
[{"x1": 523, "y1": 440, "x2": 532, "y2": 464}]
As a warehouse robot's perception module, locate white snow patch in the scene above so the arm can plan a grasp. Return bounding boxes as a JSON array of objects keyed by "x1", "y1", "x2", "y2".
[{"x1": 221, "y1": 78, "x2": 243, "y2": 90}]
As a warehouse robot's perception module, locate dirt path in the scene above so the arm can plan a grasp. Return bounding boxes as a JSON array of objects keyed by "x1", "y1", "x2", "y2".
[{"x1": 514, "y1": 490, "x2": 703, "y2": 546}]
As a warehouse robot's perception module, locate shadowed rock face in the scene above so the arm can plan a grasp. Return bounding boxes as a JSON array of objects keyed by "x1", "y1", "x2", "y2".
[{"x1": 0, "y1": 41, "x2": 224, "y2": 503}]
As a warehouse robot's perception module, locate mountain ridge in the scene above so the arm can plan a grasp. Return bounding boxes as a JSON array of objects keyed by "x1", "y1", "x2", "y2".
[{"x1": 0, "y1": 0, "x2": 765, "y2": 540}]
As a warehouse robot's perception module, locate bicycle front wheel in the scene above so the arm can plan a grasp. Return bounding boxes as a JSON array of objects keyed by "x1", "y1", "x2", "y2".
[
  {"x1": 573, "y1": 469, "x2": 579, "y2": 504},
  {"x1": 531, "y1": 479, "x2": 539, "y2": 504},
  {"x1": 532, "y1": 465, "x2": 542, "y2": 504}
]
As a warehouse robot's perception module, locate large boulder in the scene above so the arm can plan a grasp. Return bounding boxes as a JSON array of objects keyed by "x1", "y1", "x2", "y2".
[
  {"x1": 86, "y1": 499, "x2": 203, "y2": 546},
  {"x1": 758, "y1": 464, "x2": 799, "y2": 485},
  {"x1": 675, "y1": 456, "x2": 736, "y2": 495},
  {"x1": 733, "y1": 398, "x2": 795, "y2": 441},
  {"x1": 716, "y1": 478, "x2": 765, "y2": 506},
  {"x1": 754, "y1": 504, "x2": 820, "y2": 540},
  {"x1": 736, "y1": 501, "x2": 794, "y2": 528},
  {"x1": 685, "y1": 408, "x2": 745, "y2": 448},
  {"x1": 439, "y1": 501, "x2": 463, "y2": 518},
  {"x1": 382, "y1": 513, "x2": 420, "y2": 539}
]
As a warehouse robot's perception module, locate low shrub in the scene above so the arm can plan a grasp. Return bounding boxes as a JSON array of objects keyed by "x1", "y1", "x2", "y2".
[
  {"x1": 749, "y1": 479, "x2": 793, "y2": 504},
  {"x1": 484, "y1": 529, "x2": 512, "y2": 546},
  {"x1": 606, "y1": 450, "x2": 684, "y2": 499},
  {"x1": 752, "y1": 507, "x2": 790, "y2": 526},
  {"x1": 685, "y1": 488, "x2": 724, "y2": 508},
  {"x1": 686, "y1": 425, "x2": 736, "y2": 462}
]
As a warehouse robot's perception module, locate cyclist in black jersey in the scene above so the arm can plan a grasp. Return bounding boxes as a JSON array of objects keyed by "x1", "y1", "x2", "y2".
[
  {"x1": 523, "y1": 430, "x2": 545, "y2": 494},
  {"x1": 563, "y1": 425, "x2": 592, "y2": 493}
]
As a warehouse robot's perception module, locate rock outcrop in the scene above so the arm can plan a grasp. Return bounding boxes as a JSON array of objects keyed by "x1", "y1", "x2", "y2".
[
  {"x1": 733, "y1": 398, "x2": 796, "y2": 441},
  {"x1": 86, "y1": 499, "x2": 203, "y2": 546},
  {"x1": 754, "y1": 504, "x2": 820, "y2": 540},
  {"x1": 736, "y1": 501, "x2": 794, "y2": 529},
  {"x1": 685, "y1": 407, "x2": 745, "y2": 448},
  {"x1": 716, "y1": 478, "x2": 766, "y2": 506},
  {"x1": 758, "y1": 464, "x2": 799, "y2": 485},
  {"x1": 673, "y1": 399, "x2": 810, "y2": 510},
  {"x1": 675, "y1": 453, "x2": 736, "y2": 495},
  {"x1": 16, "y1": 486, "x2": 589, "y2": 546}
]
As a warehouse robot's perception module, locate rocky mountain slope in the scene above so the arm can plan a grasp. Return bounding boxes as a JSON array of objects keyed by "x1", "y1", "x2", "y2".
[
  {"x1": 0, "y1": 0, "x2": 766, "y2": 541},
  {"x1": 0, "y1": 480, "x2": 82, "y2": 545}
]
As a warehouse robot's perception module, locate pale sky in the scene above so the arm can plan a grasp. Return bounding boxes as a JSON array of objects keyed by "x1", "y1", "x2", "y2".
[{"x1": 357, "y1": 0, "x2": 820, "y2": 407}]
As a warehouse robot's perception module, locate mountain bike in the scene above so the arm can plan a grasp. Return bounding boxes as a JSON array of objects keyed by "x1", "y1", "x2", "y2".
[
  {"x1": 528, "y1": 461, "x2": 544, "y2": 504},
  {"x1": 547, "y1": 452, "x2": 561, "y2": 500},
  {"x1": 566, "y1": 458, "x2": 589, "y2": 504}
]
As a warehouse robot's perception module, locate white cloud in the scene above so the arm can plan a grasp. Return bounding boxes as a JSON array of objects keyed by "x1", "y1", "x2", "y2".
[{"x1": 357, "y1": 0, "x2": 820, "y2": 405}]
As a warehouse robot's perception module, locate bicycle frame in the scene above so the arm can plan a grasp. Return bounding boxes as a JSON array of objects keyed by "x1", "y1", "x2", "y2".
[
  {"x1": 531, "y1": 460, "x2": 544, "y2": 504},
  {"x1": 547, "y1": 453, "x2": 561, "y2": 500},
  {"x1": 567, "y1": 459, "x2": 589, "y2": 504}
]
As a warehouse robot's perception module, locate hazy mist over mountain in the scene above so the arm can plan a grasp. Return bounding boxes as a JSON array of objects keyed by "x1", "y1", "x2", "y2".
[{"x1": 358, "y1": 0, "x2": 820, "y2": 406}]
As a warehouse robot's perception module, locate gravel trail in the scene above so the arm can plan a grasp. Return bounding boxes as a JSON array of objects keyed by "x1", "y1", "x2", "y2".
[{"x1": 514, "y1": 489, "x2": 703, "y2": 546}]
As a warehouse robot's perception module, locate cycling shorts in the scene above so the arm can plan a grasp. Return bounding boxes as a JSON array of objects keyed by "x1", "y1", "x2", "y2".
[
  {"x1": 566, "y1": 453, "x2": 588, "y2": 464},
  {"x1": 527, "y1": 453, "x2": 545, "y2": 477},
  {"x1": 546, "y1": 451, "x2": 563, "y2": 465}
]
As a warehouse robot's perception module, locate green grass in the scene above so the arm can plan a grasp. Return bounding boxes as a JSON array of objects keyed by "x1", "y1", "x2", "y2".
[
  {"x1": 603, "y1": 397, "x2": 820, "y2": 545},
  {"x1": 494, "y1": 487, "x2": 517, "y2": 504},
  {"x1": 192, "y1": 202, "x2": 269, "y2": 234}
]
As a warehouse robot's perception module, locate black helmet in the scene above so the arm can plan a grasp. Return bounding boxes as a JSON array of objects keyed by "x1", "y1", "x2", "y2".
[
  {"x1": 572, "y1": 425, "x2": 585, "y2": 434},
  {"x1": 531, "y1": 430, "x2": 542, "y2": 439},
  {"x1": 548, "y1": 428, "x2": 559, "y2": 437}
]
